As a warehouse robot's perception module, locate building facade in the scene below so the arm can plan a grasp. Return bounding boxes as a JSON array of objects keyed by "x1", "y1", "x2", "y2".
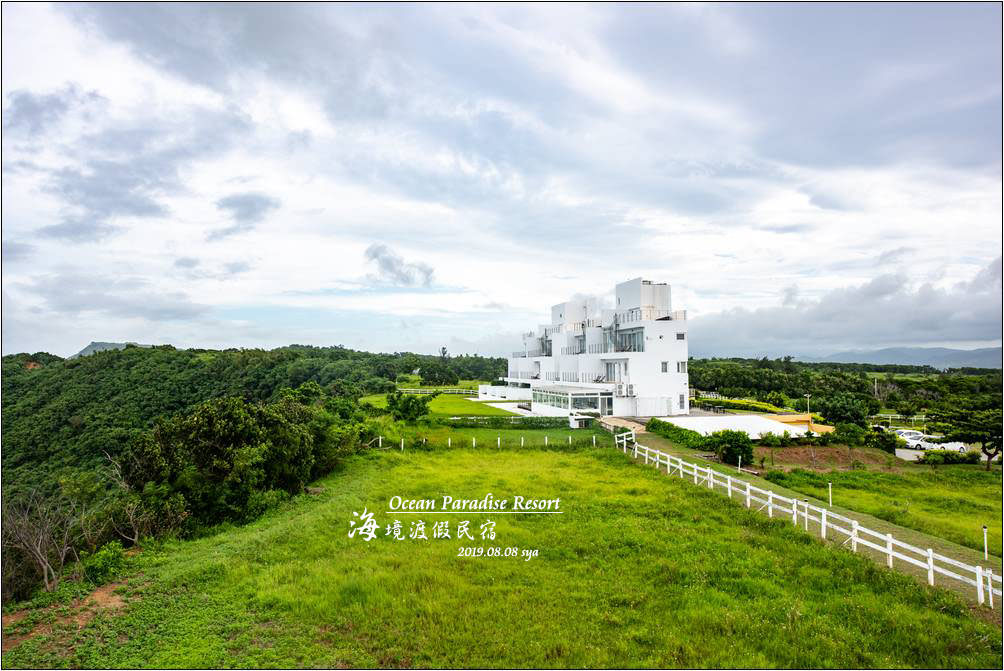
[{"x1": 482, "y1": 278, "x2": 690, "y2": 417}]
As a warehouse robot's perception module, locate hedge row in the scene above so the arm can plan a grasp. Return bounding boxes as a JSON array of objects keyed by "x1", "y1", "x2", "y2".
[
  {"x1": 917, "y1": 450, "x2": 980, "y2": 465},
  {"x1": 693, "y1": 398, "x2": 786, "y2": 413},
  {"x1": 441, "y1": 416, "x2": 573, "y2": 429},
  {"x1": 645, "y1": 418, "x2": 707, "y2": 449}
]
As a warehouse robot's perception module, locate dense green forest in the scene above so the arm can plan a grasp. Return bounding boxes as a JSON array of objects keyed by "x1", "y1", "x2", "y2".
[
  {"x1": 1, "y1": 345, "x2": 504, "y2": 494},
  {"x1": 688, "y1": 356, "x2": 1002, "y2": 425}
]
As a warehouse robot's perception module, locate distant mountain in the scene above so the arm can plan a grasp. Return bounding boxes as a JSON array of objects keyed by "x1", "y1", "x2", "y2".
[
  {"x1": 69, "y1": 341, "x2": 154, "y2": 359},
  {"x1": 807, "y1": 347, "x2": 1002, "y2": 369}
]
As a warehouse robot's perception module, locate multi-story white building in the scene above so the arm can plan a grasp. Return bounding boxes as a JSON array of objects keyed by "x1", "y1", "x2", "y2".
[{"x1": 482, "y1": 278, "x2": 690, "y2": 418}]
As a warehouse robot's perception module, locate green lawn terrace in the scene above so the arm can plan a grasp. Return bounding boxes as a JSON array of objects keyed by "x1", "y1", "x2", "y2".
[
  {"x1": 3, "y1": 443, "x2": 1000, "y2": 668},
  {"x1": 360, "y1": 393, "x2": 519, "y2": 417}
]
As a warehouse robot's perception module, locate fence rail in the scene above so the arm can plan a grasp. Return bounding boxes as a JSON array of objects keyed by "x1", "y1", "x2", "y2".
[
  {"x1": 397, "y1": 388, "x2": 476, "y2": 396},
  {"x1": 611, "y1": 430, "x2": 1001, "y2": 608}
]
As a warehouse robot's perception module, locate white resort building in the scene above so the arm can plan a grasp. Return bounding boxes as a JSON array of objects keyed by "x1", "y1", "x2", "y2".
[{"x1": 480, "y1": 278, "x2": 690, "y2": 418}]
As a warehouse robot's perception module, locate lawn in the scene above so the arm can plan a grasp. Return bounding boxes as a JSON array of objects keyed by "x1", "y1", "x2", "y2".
[
  {"x1": 763, "y1": 465, "x2": 1003, "y2": 556},
  {"x1": 395, "y1": 378, "x2": 487, "y2": 390},
  {"x1": 3, "y1": 441, "x2": 999, "y2": 668},
  {"x1": 361, "y1": 393, "x2": 517, "y2": 417}
]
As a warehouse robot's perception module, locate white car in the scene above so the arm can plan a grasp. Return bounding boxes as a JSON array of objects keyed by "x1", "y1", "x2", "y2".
[
  {"x1": 894, "y1": 430, "x2": 926, "y2": 448},
  {"x1": 915, "y1": 437, "x2": 968, "y2": 453}
]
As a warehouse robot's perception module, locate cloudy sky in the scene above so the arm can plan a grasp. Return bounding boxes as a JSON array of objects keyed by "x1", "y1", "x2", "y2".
[{"x1": 2, "y1": 3, "x2": 1001, "y2": 359}]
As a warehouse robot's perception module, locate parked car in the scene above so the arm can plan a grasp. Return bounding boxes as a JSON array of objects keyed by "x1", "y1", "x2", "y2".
[
  {"x1": 894, "y1": 429, "x2": 926, "y2": 448},
  {"x1": 915, "y1": 436, "x2": 968, "y2": 452}
]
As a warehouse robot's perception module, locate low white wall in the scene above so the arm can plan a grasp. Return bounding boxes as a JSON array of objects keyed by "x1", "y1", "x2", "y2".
[{"x1": 478, "y1": 385, "x2": 532, "y2": 401}]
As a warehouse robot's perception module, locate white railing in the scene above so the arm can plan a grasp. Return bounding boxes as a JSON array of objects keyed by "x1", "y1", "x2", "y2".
[
  {"x1": 398, "y1": 388, "x2": 476, "y2": 396},
  {"x1": 611, "y1": 430, "x2": 1002, "y2": 608}
]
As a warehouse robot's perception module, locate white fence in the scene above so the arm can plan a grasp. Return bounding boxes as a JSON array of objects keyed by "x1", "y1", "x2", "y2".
[
  {"x1": 398, "y1": 388, "x2": 476, "y2": 396},
  {"x1": 612, "y1": 430, "x2": 1002, "y2": 608}
]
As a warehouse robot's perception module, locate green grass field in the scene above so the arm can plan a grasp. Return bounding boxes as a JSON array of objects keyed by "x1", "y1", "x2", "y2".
[
  {"x1": 4, "y1": 441, "x2": 999, "y2": 668},
  {"x1": 395, "y1": 378, "x2": 487, "y2": 390},
  {"x1": 361, "y1": 394, "x2": 517, "y2": 417},
  {"x1": 763, "y1": 466, "x2": 1003, "y2": 556}
]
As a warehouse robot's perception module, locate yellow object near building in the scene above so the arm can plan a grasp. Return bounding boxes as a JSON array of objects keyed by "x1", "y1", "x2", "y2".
[{"x1": 766, "y1": 413, "x2": 835, "y2": 434}]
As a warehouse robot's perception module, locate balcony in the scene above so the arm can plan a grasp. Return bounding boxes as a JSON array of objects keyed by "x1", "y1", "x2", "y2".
[{"x1": 614, "y1": 308, "x2": 687, "y2": 324}]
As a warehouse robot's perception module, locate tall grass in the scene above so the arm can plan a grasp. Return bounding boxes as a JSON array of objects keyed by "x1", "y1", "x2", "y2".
[{"x1": 764, "y1": 466, "x2": 1003, "y2": 555}]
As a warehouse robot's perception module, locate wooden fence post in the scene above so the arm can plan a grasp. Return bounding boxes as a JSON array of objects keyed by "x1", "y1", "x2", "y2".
[
  {"x1": 497, "y1": 435, "x2": 500, "y2": 447},
  {"x1": 791, "y1": 499, "x2": 798, "y2": 526},
  {"x1": 472, "y1": 437, "x2": 476, "y2": 448},
  {"x1": 746, "y1": 481, "x2": 751, "y2": 508},
  {"x1": 926, "y1": 548, "x2": 934, "y2": 585},
  {"x1": 976, "y1": 566, "x2": 985, "y2": 606},
  {"x1": 768, "y1": 491, "x2": 773, "y2": 518},
  {"x1": 851, "y1": 521, "x2": 858, "y2": 552},
  {"x1": 546, "y1": 436, "x2": 549, "y2": 447},
  {"x1": 448, "y1": 437, "x2": 451, "y2": 448},
  {"x1": 400, "y1": 438, "x2": 404, "y2": 451},
  {"x1": 378, "y1": 436, "x2": 383, "y2": 448},
  {"x1": 727, "y1": 475, "x2": 732, "y2": 498},
  {"x1": 521, "y1": 435, "x2": 524, "y2": 447},
  {"x1": 592, "y1": 435, "x2": 596, "y2": 446},
  {"x1": 821, "y1": 508, "x2": 827, "y2": 540},
  {"x1": 886, "y1": 534, "x2": 893, "y2": 568}
]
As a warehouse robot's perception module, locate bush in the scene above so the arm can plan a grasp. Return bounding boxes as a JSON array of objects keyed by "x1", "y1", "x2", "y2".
[
  {"x1": 864, "y1": 430, "x2": 904, "y2": 454},
  {"x1": 918, "y1": 450, "x2": 980, "y2": 466},
  {"x1": 758, "y1": 433, "x2": 781, "y2": 448},
  {"x1": 443, "y1": 416, "x2": 570, "y2": 429},
  {"x1": 693, "y1": 398, "x2": 786, "y2": 414},
  {"x1": 832, "y1": 423, "x2": 867, "y2": 446},
  {"x1": 80, "y1": 541, "x2": 126, "y2": 585},
  {"x1": 705, "y1": 430, "x2": 754, "y2": 467}
]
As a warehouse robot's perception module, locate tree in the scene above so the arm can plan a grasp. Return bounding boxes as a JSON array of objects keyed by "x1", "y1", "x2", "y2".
[
  {"x1": 1, "y1": 491, "x2": 80, "y2": 592},
  {"x1": 386, "y1": 392, "x2": 440, "y2": 423},
  {"x1": 705, "y1": 430, "x2": 753, "y2": 467},
  {"x1": 929, "y1": 408, "x2": 1003, "y2": 471},
  {"x1": 818, "y1": 393, "x2": 870, "y2": 427},
  {"x1": 420, "y1": 361, "x2": 459, "y2": 386}
]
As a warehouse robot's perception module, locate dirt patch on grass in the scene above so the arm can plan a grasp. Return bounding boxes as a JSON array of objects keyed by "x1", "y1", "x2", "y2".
[
  {"x1": 754, "y1": 446, "x2": 900, "y2": 472},
  {"x1": 1, "y1": 582, "x2": 127, "y2": 652}
]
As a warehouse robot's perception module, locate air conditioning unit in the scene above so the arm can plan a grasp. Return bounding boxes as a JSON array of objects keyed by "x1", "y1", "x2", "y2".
[
  {"x1": 615, "y1": 384, "x2": 624, "y2": 397},
  {"x1": 626, "y1": 384, "x2": 635, "y2": 397}
]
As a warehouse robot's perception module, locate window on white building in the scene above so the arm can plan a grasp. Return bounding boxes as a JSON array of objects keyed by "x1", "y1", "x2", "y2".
[
  {"x1": 679, "y1": 394, "x2": 685, "y2": 409},
  {"x1": 661, "y1": 361, "x2": 668, "y2": 373},
  {"x1": 676, "y1": 361, "x2": 688, "y2": 373},
  {"x1": 676, "y1": 332, "x2": 685, "y2": 340}
]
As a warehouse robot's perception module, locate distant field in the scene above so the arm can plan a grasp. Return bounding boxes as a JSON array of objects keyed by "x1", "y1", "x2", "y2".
[
  {"x1": 361, "y1": 393, "x2": 517, "y2": 416},
  {"x1": 3, "y1": 444, "x2": 998, "y2": 668},
  {"x1": 763, "y1": 465, "x2": 1003, "y2": 556},
  {"x1": 395, "y1": 379, "x2": 487, "y2": 390}
]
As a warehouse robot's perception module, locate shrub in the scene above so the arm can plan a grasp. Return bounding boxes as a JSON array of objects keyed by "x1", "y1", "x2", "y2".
[
  {"x1": 443, "y1": 416, "x2": 570, "y2": 429},
  {"x1": 918, "y1": 450, "x2": 980, "y2": 466},
  {"x1": 386, "y1": 391, "x2": 440, "y2": 423},
  {"x1": 706, "y1": 430, "x2": 754, "y2": 467},
  {"x1": 864, "y1": 430, "x2": 904, "y2": 454},
  {"x1": 80, "y1": 541, "x2": 126, "y2": 586},
  {"x1": 693, "y1": 398, "x2": 786, "y2": 414},
  {"x1": 758, "y1": 433, "x2": 781, "y2": 448},
  {"x1": 832, "y1": 423, "x2": 867, "y2": 446}
]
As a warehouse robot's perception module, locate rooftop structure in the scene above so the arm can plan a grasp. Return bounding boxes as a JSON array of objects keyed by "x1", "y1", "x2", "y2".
[{"x1": 481, "y1": 278, "x2": 690, "y2": 417}]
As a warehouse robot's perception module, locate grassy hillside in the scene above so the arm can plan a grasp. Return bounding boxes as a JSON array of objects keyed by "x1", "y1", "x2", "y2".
[
  {"x1": 360, "y1": 394, "x2": 517, "y2": 417},
  {"x1": 3, "y1": 443, "x2": 999, "y2": 668},
  {"x1": 763, "y1": 465, "x2": 1002, "y2": 555}
]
